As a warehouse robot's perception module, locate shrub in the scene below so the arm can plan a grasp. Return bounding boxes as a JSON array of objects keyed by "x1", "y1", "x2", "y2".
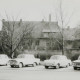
[
  {"x1": 36, "y1": 52, "x2": 52, "y2": 61},
  {"x1": 39, "y1": 54, "x2": 47, "y2": 61},
  {"x1": 71, "y1": 54, "x2": 80, "y2": 61}
]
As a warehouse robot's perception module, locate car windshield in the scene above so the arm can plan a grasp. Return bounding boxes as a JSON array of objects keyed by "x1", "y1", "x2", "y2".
[
  {"x1": 0, "y1": 56, "x2": 2, "y2": 59},
  {"x1": 17, "y1": 54, "x2": 25, "y2": 58},
  {"x1": 0, "y1": 55, "x2": 7, "y2": 59},
  {"x1": 17, "y1": 54, "x2": 34, "y2": 58},
  {"x1": 50, "y1": 56, "x2": 60, "y2": 60},
  {"x1": 78, "y1": 56, "x2": 80, "y2": 60}
]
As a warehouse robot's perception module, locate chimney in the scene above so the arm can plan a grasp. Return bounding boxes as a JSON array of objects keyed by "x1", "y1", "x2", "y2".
[
  {"x1": 20, "y1": 19, "x2": 22, "y2": 23},
  {"x1": 2, "y1": 19, "x2": 5, "y2": 31},
  {"x1": 67, "y1": 26, "x2": 70, "y2": 30},
  {"x1": 19, "y1": 19, "x2": 22, "y2": 26},
  {"x1": 2, "y1": 19, "x2": 5, "y2": 23},
  {"x1": 49, "y1": 14, "x2": 51, "y2": 22},
  {"x1": 42, "y1": 19, "x2": 44, "y2": 22}
]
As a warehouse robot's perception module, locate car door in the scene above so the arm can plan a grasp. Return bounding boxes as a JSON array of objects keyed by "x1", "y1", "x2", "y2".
[
  {"x1": 1, "y1": 55, "x2": 8, "y2": 65},
  {"x1": 24, "y1": 55, "x2": 34, "y2": 65},
  {"x1": 28, "y1": 55, "x2": 34, "y2": 64},
  {"x1": 23, "y1": 55, "x2": 29, "y2": 65},
  {"x1": 59, "y1": 56, "x2": 68, "y2": 67}
]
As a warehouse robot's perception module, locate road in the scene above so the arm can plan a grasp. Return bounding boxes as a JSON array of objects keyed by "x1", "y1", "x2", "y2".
[{"x1": 0, "y1": 65, "x2": 80, "y2": 80}]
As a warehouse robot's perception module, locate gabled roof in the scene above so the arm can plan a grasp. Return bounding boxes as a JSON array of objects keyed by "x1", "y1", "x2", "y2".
[
  {"x1": 2, "y1": 20, "x2": 80, "y2": 41},
  {"x1": 2, "y1": 20, "x2": 60, "y2": 38},
  {"x1": 63, "y1": 28, "x2": 76, "y2": 40},
  {"x1": 63, "y1": 27, "x2": 80, "y2": 41},
  {"x1": 42, "y1": 22, "x2": 60, "y2": 33}
]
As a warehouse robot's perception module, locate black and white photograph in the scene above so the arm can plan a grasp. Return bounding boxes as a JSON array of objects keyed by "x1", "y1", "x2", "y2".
[{"x1": 0, "y1": 0, "x2": 80, "y2": 80}]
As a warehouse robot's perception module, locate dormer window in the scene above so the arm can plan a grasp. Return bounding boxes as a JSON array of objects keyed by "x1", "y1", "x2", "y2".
[{"x1": 43, "y1": 32, "x2": 50, "y2": 38}]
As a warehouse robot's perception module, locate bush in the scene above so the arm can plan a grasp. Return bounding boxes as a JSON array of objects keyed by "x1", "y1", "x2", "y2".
[
  {"x1": 71, "y1": 54, "x2": 80, "y2": 61},
  {"x1": 13, "y1": 49, "x2": 23, "y2": 58},
  {"x1": 65, "y1": 50, "x2": 72, "y2": 59},
  {"x1": 39, "y1": 54, "x2": 47, "y2": 61},
  {"x1": 36, "y1": 52, "x2": 52, "y2": 61}
]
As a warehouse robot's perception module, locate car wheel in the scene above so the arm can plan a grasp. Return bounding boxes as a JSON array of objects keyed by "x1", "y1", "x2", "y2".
[
  {"x1": 18, "y1": 63, "x2": 23, "y2": 68},
  {"x1": 11, "y1": 65, "x2": 14, "y2": 68},
  {"x1": 39, "y1": 63, "x2": 41, "y2": 65},
  {"x1": 6, "y1": 62, "x2": 9, "y2": 66},
  {"x1": 68, "y1": 63, "x2": 70, "y2": 66},
  {"x1": 5, "y1": 64, "x2": 7, "y2": 66},
  {"x1": 33, "y1": 63, "x2": 36, "y2": 67},
  {"x1": 45, "y1": 66, "x2": 49, "y2": 69},
  {"x1": 55, "y1": 64, "x2": 60, "y2": 69},
  {"x1": 74, "y1": 67, "x2": 77, "y2": 70},
  {"x1": 66, "y1": 64, "x2": 69, "y2": 68}
]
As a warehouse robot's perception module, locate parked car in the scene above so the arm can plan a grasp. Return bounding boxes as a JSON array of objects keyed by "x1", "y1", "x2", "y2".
[
  {"x1": 43, "y1": 55, "x2": 72, "y2": 69},
  {"x1": 73, "y1": 55, "x2": 80, "y2": 70},
  {"x1": 67, "y1": 59, "x2": 72, "y2": 66},
  {"x1": 9, "y1": 54, "x2": 40, "y2": 68},
  {"x1": 0, "y1": 54, "x2": 10, "y2": 65}
]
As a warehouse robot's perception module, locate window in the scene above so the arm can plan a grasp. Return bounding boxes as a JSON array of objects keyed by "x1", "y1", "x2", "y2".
[
  {"x1": 35, "y1": 40, "x2": 39, "y2": 45},
  {"x1": 43, "y1": 33, "x2": 49, "y2": 37}
]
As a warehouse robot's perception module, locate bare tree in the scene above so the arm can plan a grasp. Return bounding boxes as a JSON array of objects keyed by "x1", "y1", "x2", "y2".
[
  {"x1": 1, "y1": 16, "x2": 34, "y2": 58},
  {"x1": 43, "y1": 22, "x2": 62, "y2": 50},
  {"x1": 42, "y1": 15, "x2": 62, "y2": 51},
  {"x1": 55, "y1": 0, "x2": 74, "y2": 55}
]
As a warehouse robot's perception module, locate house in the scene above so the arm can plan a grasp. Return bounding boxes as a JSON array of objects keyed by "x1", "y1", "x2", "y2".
[
  {"x1": 63, "y1": 27, "x2": 80, "y2": 50},
  {"x1": 1, "y1": 15, "x2": 62, "y2": 50},
  {"x1": 2, "y1": 15, "x2": 80, "y2": 59}
]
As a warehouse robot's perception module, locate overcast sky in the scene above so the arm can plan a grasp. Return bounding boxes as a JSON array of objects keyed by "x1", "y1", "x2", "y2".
[{"x1": 0, "y1": 0, "x2": 80, "y2": 29}]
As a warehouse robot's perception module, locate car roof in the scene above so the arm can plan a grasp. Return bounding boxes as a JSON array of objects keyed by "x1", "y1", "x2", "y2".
[
  {"x1": 18, "y1": 54, "x2": 34, "y2": 56},
  {"x1": 0, "y1": 54, "x2": 7, "y2": 56},
  {"x1": 51, "y1": 55, "x2": 67, "y2": 58},
  {"x1": 52, "y1": 55, "x2": 65, "y2": 56}
]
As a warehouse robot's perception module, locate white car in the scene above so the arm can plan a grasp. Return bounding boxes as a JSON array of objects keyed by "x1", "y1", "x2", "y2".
[
  {"x1": 67, "y1": 59, "x2": 72, "y2": 66},
  {"x1": 0, "y1": 54, "x2": 10, "y2": 65},
  {"x1": 9, "y1": 54, "x2": 40, "y2": 68},
  {"x1": 43, "y1": 55, "x2": 72, "y2": 69},
  {"x1": 73, "y1": 55, "x2": 80, "y2": 70}
]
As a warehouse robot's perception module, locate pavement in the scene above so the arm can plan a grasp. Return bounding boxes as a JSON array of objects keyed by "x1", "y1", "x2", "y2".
[{"x1": 0, "y1": 65, "x2": 80, "y2": 80}]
